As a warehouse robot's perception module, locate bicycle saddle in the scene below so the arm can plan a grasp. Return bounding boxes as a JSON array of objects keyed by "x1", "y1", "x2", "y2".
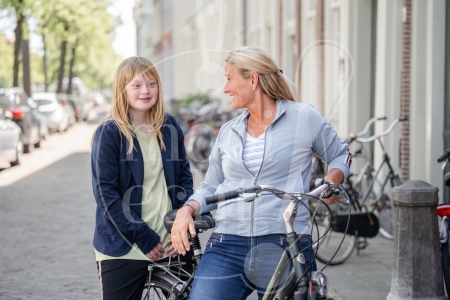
[{"x1": 164, "y1": 209, "x2": 216, "y2": 233}]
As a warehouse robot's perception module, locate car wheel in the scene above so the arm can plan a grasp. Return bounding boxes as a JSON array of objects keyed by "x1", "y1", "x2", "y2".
[
  {"x1": 23, "y1": 134, "x2": 33, "y2": 153},
  {"x1": 10, "y1": 141, "x2": 23, "y2": 166}
]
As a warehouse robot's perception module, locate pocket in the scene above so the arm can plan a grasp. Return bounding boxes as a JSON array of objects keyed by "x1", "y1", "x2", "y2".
[{"x1": 206, "y1": 233, "x2": 225, "y2": 248}]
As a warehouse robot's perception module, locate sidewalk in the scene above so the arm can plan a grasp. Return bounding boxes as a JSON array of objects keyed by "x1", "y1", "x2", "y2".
[{"x1": 318, "y1": 235, "x2": 394, "y2": 300}]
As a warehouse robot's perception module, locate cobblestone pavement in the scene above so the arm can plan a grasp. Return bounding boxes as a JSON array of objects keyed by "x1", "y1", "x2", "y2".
[
  {"x1": 317, "y1": 236, "x2": 394, "y2": 300},
  {"x1": 0, "y1": 105, "x2": 396, "y2": 300},
  {"x1": 0, "y1": 110, "x2": 106, "y2": 299}
]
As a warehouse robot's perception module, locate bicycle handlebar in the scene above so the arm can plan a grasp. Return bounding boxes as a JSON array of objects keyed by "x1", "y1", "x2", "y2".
[
  {"x1": 205, "y1": 182, "x2": 349, "y2": 206},
  {"x1": 205, "y1": 190, "x2": 240, "y2": 204},
  {"x1": 345, "y1": 116, "x2": 386, "y2": 145},
  {"x1": 437, "y1": 149, "x2": 450, "y2": 163},
  {"x1": 356, "y1": 116, "x2": 408, "y2": 143}
]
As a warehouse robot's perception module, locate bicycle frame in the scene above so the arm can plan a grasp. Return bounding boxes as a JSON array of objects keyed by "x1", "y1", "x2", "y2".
[
  {"x1": 350, "y1": 119, "x2": 405, "y2": 212},
  {"x1": 360, "y1": 150, "x2": 399, "y2": 208},
  {"x1": 262, "y1": 185, "x2": 332, "y2": 300},
  {"x1": 262, "y1": 233, "x2": 318, "y2": 300}
]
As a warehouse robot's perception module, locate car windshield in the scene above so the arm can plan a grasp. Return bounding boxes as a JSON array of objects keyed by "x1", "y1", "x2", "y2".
[
  {"x1": 34, "y1": 99, "x2": 53, "y2": 106},
  {"x1": 0, "y1": 94, "x2": 14, "y2": 108}
]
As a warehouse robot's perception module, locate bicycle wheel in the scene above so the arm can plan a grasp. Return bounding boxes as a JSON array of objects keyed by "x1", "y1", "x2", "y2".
[
  {"x1": 376, "y1": 194, "x2": 395, "y2": 239},
  {"x1": 312, "y1": 204, "x2": 357, "y2": 265},
  {"x1": 442, "y1": 237, "x2": 450, "y2": 295},
  {"x1": 376, "y1": 174, "x2": 402, "y2": 240},
  {"x1": 357, "y1": 170, "x2": 395, "y2": 240},
  {"x1": 142, "y1": 271, "x2": 189, "y2": 300}
]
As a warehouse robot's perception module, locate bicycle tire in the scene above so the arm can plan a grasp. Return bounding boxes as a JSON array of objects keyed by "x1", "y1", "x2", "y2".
[
  {"x1": 142, "y1": 271, "x2": 189, "y2": 300},
  {"x1": 376, "y1": 174, "x2": 402, "y2": 240},
  {"x1": 312, "y1": 204, "x2": 357, "y2": 265},
  {"x1": 376, "y1": 194, "x2": 395, "y2": 240},
  {"x1": 442, "y1": 238, "x2": 450, "y2": 296},
  {"x1": 357, "y1": 170, "x2": 395, "y2": 240}
]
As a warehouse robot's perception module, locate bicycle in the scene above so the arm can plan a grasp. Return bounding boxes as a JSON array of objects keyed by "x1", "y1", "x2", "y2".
[
  {"x1": 141, "y1": 182, "x2": 351, "y2": 300},
  {"x1": 313, "y1": 116, "x2": 407, "y2": 265},
  {"x1": 437, "y1": 149, "x2": 450, "y2": 295}
]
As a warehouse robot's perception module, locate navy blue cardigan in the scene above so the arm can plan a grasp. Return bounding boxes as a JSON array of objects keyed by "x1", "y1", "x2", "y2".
[{"x1": 91, "y1": 114, "x2": 193, "y2": 257}]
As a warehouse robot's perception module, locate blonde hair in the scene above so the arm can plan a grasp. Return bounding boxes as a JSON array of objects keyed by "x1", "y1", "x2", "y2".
[
  {"x1": 93, "y1": 57, "x2": 165, "y2": 154},
  {"x1": 225, "y1": 46, "x2": 295, "y2": 102}
]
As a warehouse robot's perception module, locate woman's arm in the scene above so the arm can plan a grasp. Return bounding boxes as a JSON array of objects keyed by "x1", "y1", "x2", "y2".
[
  {"x1": 171, "y1": 127, "x2": 226, "y2": 255},
  {"x1": 308, "y1": 106, "x2": 352, "y2": 180}
]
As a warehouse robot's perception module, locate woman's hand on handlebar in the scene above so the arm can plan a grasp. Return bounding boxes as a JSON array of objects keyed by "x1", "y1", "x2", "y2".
[
  {"x1": 322, "y1": 168, "x2": 345, "y2": 205},
  {"x1": 171, "y1": 203, "x2": 197, "y2": 256}
]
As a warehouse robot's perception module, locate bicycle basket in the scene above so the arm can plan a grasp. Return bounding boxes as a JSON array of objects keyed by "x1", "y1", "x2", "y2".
[{"x1": 332, "y1": 212, "x2": 379, "y2": 238}]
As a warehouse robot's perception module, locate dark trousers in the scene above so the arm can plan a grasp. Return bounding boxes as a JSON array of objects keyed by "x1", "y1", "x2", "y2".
[{"x1": 96, "y1": 252, "x2": 194, "y2": 300}]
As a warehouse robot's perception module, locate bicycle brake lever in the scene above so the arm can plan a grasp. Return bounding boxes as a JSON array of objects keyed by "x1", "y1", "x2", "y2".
[{"x1": 322, "y1": 184, "x2": 350, "y2": 206}]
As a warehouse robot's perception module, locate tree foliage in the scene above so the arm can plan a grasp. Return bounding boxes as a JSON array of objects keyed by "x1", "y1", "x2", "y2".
[{"x1": 0, "y1": 0, "x2": 124, "y2": 92}]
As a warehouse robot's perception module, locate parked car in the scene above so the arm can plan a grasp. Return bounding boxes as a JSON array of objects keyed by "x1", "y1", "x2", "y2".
[
  {"x1": 92, "y1": 92, "x2": 105, "y2": 106},
  {"x1": 36, "y1": 111, "x2": 49, "y2": 140},
  {"x1": 0, "y1": 108, "x2": 22, "y2": 167},
  {"x1": 59, "y1": 94, "x2": 85, "y2": 121},
  {"x1": 55, "y1": 94, "x2": 77, "y2": 126},
  {"x1": 63, "y1": 99, "x2": 76, "y2": 126},
  {"x1": 33, "y1": 92, "x2": 69, "y2": 132},
  {"x1": 0, "y1": 88, "x2": 41, "y2": 153}
]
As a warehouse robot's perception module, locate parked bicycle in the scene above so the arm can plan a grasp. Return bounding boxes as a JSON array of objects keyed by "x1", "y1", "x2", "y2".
[
  {"x1": 437, "y1": 149, "x2": 450, "y2": 295},
  {"x1": 141, "y1": 182, "x2": 351, "y2": 299},
  {"x1": 313, "y1": 116, "x2": 407, "y2": 265}
]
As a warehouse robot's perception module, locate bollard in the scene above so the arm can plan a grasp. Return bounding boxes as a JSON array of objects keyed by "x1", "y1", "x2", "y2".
[{"x1": 387, "y1": 180, "x2": 446, "y2": 300}]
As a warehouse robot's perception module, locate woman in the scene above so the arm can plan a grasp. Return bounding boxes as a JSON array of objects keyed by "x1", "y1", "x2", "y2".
[
  {"x1": 171, "y1": 47, "x2": 352, "y2": 299},
  {"x1": 91, "y1": 57, "x2": 193, "y2": 300}
]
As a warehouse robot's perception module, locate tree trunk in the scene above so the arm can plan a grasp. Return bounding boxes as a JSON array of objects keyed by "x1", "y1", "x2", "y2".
[
  {"x1": 13, "y1": 3, "x2": 24, "y2": 88},
  {"x1": 42, "y1": 33, "x2": 48, "y2": 92},
  {"x1": 295, "y1": 0, "x2": 302, "y2": 102},
  {"x1": 56, "y1": 39, "x2": 68, "y2": 94},
  {"x1": 22, "y1": 37, "x2": 31, "y2": 97},
  {"x1": 316, "y1": 0, "x2": 325, "y2": 115},
  {"x1": 66, "y1": 42, "x2": 77, "y2": 95},
  {"x1": 400, "y1": 0, "x2": 412, "y2": 182}
]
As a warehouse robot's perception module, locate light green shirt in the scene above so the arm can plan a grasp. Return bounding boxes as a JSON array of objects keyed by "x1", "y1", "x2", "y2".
[{"x1": 95, "y1": 126, "x2": 172, "y2": 261}]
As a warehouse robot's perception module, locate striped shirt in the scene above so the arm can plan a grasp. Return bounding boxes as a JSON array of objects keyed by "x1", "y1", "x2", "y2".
[{"x1": 243, "y1": 132, "x2": 266, "y2": 176}]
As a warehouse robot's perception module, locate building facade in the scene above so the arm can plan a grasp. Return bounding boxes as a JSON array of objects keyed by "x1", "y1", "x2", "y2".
[{"x1": 134, "y1": 0, "x2": 448, "y2": 197}]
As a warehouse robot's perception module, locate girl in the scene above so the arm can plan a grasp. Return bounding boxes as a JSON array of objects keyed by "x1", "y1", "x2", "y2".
[{"x1": 91, "y1": 57, "x2": 193, "y2": 300}]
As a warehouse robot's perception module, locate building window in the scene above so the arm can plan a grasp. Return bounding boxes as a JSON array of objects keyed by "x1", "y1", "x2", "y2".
[
  {"x1": 308, "y1": 0, "x2": 317, "y2": 17},
  {"x1": 331, "y1": 0, "x2": 341, "y2": 9}
]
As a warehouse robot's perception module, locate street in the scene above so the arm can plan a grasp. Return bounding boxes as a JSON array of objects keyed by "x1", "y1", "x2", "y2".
[
  {"x1": 0, "y1": 107, "x2": 108, "y2": 299},
  {"x1": 0, "y1": 105, "x2": 394, "y2": 300}
]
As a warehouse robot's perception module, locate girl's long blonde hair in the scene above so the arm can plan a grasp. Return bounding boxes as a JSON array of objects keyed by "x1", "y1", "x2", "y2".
[
  {"x1": 93, "y1": 57, "x2": 165, "y2": 154},
  {"x1": 225, "y1": 46, "x2": 295, "y2": 102}
]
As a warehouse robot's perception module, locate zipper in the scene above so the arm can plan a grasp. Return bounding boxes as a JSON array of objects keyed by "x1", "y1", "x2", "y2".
[
  {"x1": 232, "y1": 106, "x2": 285, "y2": 237},
  {"x1": 233, "y1": 128, "x2": 257, "y2": 237}
]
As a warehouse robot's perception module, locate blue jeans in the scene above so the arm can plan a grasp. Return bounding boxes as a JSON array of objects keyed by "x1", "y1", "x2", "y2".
[{"x1": 190, "y1": 234, "x2": 316, "y2": 300}]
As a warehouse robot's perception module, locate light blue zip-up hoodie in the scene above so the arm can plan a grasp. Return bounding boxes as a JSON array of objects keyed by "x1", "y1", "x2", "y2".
[{"x1": 190, "y1": 100, "x2": 351, "y2": 236}]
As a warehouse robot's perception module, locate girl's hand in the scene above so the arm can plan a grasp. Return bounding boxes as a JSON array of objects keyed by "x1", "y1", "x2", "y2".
[
  {"x1": 171, "y1": 207, "x2": 196, "y2": 256},
  {"x1": 146, "y1": 242, "x2": 164, "y2": 261}
]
